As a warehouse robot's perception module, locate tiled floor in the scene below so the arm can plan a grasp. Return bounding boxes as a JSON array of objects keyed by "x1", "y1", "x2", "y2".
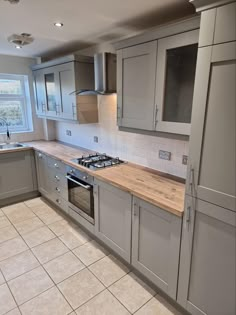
[{"x1": 0, "y1": 197, "x2": 183, "y2": 315}]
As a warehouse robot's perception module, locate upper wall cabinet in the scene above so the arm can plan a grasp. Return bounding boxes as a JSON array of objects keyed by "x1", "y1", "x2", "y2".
[
  {"x1": 32, "y1": 55, "x2": 98, "y2": 123},
  {"x1": 115, "y1": 18, "x2": 200, "y2": 135},
  {"x1": 155, "y1": 30, "x2": 199, "y2": 135},
  {"x1": 117, "y1": 41, "x2": 158, "y2": 130}
]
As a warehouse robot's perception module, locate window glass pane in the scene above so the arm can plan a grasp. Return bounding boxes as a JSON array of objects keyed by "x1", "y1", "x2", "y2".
[
  {"x1": 163, "y1": 44, "x2": 198, "y2": 123},
  {"x1": 0, "y1": 79, "x2": 22, "y2": 95},
  {"x1": 0, "y1": 100, "x2": 25, "y2": 128}
]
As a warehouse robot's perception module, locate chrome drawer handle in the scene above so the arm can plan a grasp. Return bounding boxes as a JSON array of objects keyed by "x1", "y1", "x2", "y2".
[
  {"x1": 56, "y1": 199, "x2": 61, "y2": 204},
  {"x1": 56, "y1": 187, "x2": 61, "y2": 193},
  {"x1": 55, "y1": 175, "x2": 60, "y2": 181},
  {"x1": 54, "y1": 163, "x2": 59, "y2": 168}
]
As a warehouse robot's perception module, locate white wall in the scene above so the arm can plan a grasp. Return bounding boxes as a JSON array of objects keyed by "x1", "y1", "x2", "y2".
[
  {"x1": 0, "y1": 54, "x2": 44, "y2": 142},
  {"x1": 56, "y1": 94, "x2": 189, "y2": 178}
]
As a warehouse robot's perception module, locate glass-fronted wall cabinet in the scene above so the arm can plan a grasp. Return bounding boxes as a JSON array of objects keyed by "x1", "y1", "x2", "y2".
[{"x1": 155, "y1": 30, "x2": 199, "y2": 135}]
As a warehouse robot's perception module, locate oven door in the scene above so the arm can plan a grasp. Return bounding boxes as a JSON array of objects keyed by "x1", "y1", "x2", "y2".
[{"x1": 66, "y1": 174, "x2": 94, "y2": 224}]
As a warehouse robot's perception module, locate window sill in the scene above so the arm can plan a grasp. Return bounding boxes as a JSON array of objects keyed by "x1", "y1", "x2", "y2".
[{"x1": 0, "y1": 129, "x2": 34, "y2": 135}]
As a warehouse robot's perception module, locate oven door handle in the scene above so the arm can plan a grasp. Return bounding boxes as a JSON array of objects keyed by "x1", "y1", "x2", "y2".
[{"x1": 66, "y1": 175, "x2": 91, "y2": 190}]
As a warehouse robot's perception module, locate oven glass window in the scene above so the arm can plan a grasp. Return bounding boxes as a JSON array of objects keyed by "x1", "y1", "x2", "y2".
[{"x1": 68, "y1": 175, "x2": 94, "y2": 219}]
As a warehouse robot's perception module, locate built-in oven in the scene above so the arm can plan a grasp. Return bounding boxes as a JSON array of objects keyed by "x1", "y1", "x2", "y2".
[{"x1": 66, "y1": 166, "x2": 94, "y2": 224}]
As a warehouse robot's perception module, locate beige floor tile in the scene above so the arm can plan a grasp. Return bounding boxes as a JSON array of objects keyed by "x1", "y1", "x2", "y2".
[
  {"x1": 75, "y1": 290, "x2": 130, "y2": 315},
  {"x1": 22, "y1": 226, "x2": 56, "y2": 248},
  {"x1": 58, "y1": 269, "x2": 105, "y2": 309},
  {"x1": 37, "y1": 210, "x2": 64, "y2": 225},
  {"x1": 0, "y1": 237, "x2": 28, "y2": 262},
  {"x1": 30, "y1": 204, "x2": 55, "y2": 216},
  {"x1": 13, "y1": 217, "x2": 44, "y2": 235},
  {"x1": 89, "y1": 254, "x2": 130, "y2": 287},
  {"x1": 59, "y1": 228, "x2": 91, "y2": 250},
  {"x1": 8, "y1": 266, "x2": 54, "y2": 305},
  {"x1": 44, "y1": 251, "x2": 85, "y2": 284},
  {"x1": 48, "y1": 219, "x2": 77, "y2": 237},
  {"x1": 135, "y1": 295, "x2": 183, "y2": 315},
  {"x1": 32, "y1": 238, "x2": 69, "y2": 264},
  {"x1": 73, "y1": 240, "x2": 109, "y2": 266},
  {"x1": 0, "y1": 283, "x2": 17, "y2": 315},
  {"x1": 0, "y1": 225, "x2": 18, "y2": 244},
  {"x1": 0, "y1": 271, "x2": 5, "y2": 285},
  {"x1": 0, "y1": 250, "x2": 39, "y2": 281},
  {"x1": 0, "y1": 209, "x2": 4, "y2": 217},
  {"x1": 109, "y1": 272, "x2": 155, "y2": 313},
  {"x1": 0, "y1": 215, "x2": 11, "y2": 229},
  {"x1": 4, "y1": 308, "x2": 21, "y2": 315},
  {"x1": 3, "y1": 203, "x2": 35, "y2": 224},
  {"x1": 24, "y1": 197, "x2": 48, "y2": 209},
  {"x1": 20, "y1": 286, "x2": 72, "y2": 315}
]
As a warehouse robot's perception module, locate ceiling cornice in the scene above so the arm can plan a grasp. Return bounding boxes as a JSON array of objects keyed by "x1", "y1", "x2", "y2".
[{"x1": 190, "y1": 0, "x2": 235, "y2": 11}]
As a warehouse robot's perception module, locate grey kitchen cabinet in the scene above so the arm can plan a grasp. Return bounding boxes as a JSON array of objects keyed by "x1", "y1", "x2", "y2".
[
  {"x1": 33, "y1": 69, "x2": 46, "y2": 116},
  {"x1": 198, "y1": 2, "x2": 236, "y2": 47},
  {"x1": 132, "y1": 197, "x2": 182, "y2": 300},
  {"x1": 185, "y1": 42, "x2": 236, "y2": 211},
  {"x1": 116, "y1": 29, "x2": 199, "y2": 134},
  {"x1": 32, "y1": 54, "x2": 97, "y2": 122},
  {"x1": 155, "y1": 30, "x2": 199, "y2": 135},
  {"x1": 35, "y1": 151, "x2": 50, "y2": 196},
  {"x1": 94, "y1": 179, "x2": 132, "y2": 262},
  {"x1": 178, "y1": 195, "x2": 236, "y2": 315},
  {"x1": 0, "y1": 150, "x2": 37, "y2": 203},
  {"x1": 117, "y1": 41, "x2": 158, "y2": 130}
]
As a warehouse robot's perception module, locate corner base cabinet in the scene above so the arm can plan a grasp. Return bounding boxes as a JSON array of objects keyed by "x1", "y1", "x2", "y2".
[
  {"x1": 94, "y1": 179, "x2": 132, "y2": 263},
  {"x1": 178, "y1": 196, "x2": 236, "y2": 315},
  {"x1": 132, "y1": 197, "x2": 182, "y2": 300},
  {"x1": 0, "y1": 150, "x2": 37, "y2": 204}
]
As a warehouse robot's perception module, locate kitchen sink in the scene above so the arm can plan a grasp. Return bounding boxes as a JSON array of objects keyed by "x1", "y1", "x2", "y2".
[{"x1": 0, "y1": 143, "x2": 25, "y2": 150}]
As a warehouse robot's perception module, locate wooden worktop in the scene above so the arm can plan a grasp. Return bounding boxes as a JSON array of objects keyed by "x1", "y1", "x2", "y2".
[{"x1": 1, "y1": 140, "x2": 185, "y2": 216}]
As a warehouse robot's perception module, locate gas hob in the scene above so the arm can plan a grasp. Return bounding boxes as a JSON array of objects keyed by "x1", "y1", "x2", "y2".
[{"x1": 71, "y1": 153, "x2": 124, "y2": 170}]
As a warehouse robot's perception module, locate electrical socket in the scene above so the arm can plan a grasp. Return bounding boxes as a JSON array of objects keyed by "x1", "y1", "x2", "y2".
[
  {"x1": 159, "y1": 150, "x2": 171, "y2": 161},
  {"x1": 94, "y1": 136, "x2": 98, "y2": 143},
  {"x1": 182, "y1": 155, "x2": 188, "y2": 165},
  {"x1": 66, "y1": 130, "x2": 72, "y2": 136}
]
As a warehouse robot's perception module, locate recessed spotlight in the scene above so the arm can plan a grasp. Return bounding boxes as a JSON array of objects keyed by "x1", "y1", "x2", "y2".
[
  {"x1": 15, "y1": 45, "x2": 22, "y2": 49},
  {"x1": 54, "y1": 22, "x2": 63, "y2": 27}
]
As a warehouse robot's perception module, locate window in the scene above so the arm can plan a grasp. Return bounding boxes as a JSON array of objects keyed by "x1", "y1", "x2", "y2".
[{"x1": 0, "y1": 73, "x2": 33, "y2": 133}]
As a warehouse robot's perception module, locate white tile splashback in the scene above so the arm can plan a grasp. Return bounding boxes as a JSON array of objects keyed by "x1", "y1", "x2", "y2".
[{"x1": 55, "y1": 95, "x2": 189, "y2": 178}]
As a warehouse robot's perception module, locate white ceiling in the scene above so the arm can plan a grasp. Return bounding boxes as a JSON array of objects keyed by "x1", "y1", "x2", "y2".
[{"x1": 0, "y1": 0, "x2": 195, "y2": 58}]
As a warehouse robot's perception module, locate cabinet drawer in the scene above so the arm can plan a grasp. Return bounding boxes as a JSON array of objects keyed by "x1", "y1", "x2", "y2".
[
  {"x1": 49, "y1": 169, "x2": 67, "y2": 188},
  {"x1": 47, "y1": 156, "x2": 67, "y2": 175},
  {"x1": 51, "y1": 181, "x2": 68, "y2": 201},
  {"x1": 49, "y1": 193, "x2": 69, "y2": 214}
]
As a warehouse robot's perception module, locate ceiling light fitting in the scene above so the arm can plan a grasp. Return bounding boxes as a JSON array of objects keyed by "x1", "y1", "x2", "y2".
[
  {"x1": 7, "y1": 33, "x2": 34, "y2": 49},
  {"x1": 54, "y1": 22, "x2": 63, "y2": 27}
]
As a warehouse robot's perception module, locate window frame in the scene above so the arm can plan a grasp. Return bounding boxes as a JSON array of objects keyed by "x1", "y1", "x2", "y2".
[{"x1": 0, "y1": 73, "x2": 33, "y2": 134}]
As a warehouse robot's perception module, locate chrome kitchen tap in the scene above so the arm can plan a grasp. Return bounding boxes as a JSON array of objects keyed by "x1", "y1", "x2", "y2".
[{"x1": 0, "y1": 118, "x2": 11, "y2": 142}]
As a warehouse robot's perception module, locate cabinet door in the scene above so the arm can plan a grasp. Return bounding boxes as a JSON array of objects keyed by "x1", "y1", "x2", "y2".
[
  {"x1": 117, "y1": 41, "x2": 158, "y2": 130},
  {"x1": 186, "y1": 42, "x2": 236, "y2": 212},
  {"x1": 35, "y1": 151, "x2": 49, "y2": 196},
  {"x1": 0, "y1": 151, "x2": 37, "y2": 201},
  {"x1": 132, "y1": 197, "x2": 182, "y2": 299},
  {"x1": 94, "y1": 180, "x2": 132, "y2": 262},
  {"x1": 178, "y1": 196, "x2": 236, "y2": 315},
  {"x1": 33, "y1": 70, "x2": 46, "y2": 116},
  {"x1": 155, "y1": 30, "x2": 199, "y2": 135},
  {"x1": 43, "y1": 66, "x2": 60, "y2": 117},
  {"x1": 57, "y1": 62, "x2": 77, "y2": 120}
]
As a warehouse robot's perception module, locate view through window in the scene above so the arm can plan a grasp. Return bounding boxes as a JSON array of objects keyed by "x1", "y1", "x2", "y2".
[{"x1": 0, "y1": 74, "x2": 32, "y2": 133}]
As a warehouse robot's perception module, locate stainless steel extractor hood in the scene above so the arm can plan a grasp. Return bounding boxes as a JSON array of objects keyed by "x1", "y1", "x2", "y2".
[{"x1": 75, "y1": 52, "x2": 116, "y2": 95}]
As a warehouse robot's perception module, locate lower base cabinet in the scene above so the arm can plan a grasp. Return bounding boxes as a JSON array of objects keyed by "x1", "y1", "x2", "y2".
[
  {"x1": 132, "y1": 197, "x2": 182, "y2": 300},
  {"x1": 178, "y1": 196, "x2": 236, "y2": 315},
  {"x1": 94, "y1": 179, "x2": 132, "y2": 263},
  {"x1": 0, "y1": 150, "x2": 37, "y2": 204}
]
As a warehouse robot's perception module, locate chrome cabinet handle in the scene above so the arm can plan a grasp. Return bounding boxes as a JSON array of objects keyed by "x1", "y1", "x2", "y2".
[
  {"x1": 56, "y1": 187, "x2": 61, "y2": 193},
  {"x1": 72, "y1": 103, "x2": 76, "y2": 117},
  {"x1": 54, "y1": 163, "x2": 59, "y2": 168},
  {"x1": 56, "y1": 199, "x2": 61, "y2": 204},
  {"x1": 189, "y1": 167, "x2": 194, "y2": 192},
  {"x1": 38, "y1": 153, "x2": 42, "y2": 158},
  {"x1": 54, "y1": 175, "x2": 60, "y2": 181},
  {"x1": 186, "y1": 206, "x2": 191, "y2": 223},
  {"x1": 155, "y1": 105, "x2": 158, "y2": 127}
]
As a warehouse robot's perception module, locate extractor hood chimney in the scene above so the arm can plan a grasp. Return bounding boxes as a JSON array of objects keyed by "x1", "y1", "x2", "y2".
[{"x1": 75, "y1": 52, "x2": 116, "y2": 95}]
